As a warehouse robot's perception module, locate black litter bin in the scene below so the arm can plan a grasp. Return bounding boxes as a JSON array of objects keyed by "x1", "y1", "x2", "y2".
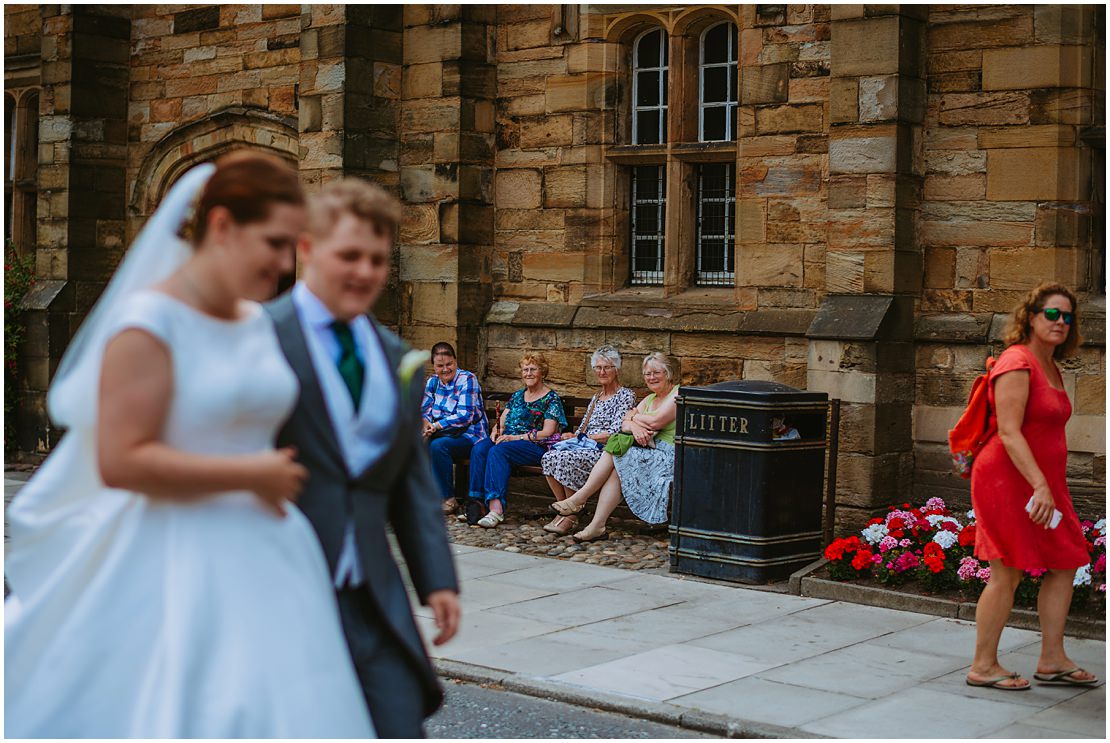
[{"x1": 669, "y1": 380, "x2": 829, "y2": 583}]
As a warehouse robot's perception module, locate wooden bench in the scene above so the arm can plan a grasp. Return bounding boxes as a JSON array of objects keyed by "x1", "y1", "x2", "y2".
[{"x1": 449, "y1": 391, "x2": 668, "y2": 533}]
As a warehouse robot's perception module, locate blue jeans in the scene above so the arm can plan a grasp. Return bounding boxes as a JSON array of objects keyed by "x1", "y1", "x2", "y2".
[
  {"x1": 427, "y1": 435, "x2": 475, "y2": 501},
  {"x1": 468, "y1": 437, "x2": 546, "y2": 509}
]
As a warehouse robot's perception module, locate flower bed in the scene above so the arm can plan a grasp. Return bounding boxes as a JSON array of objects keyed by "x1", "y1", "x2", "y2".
[{"x1": 824, "y1": 497, "x2": 1106, "y2": 611}]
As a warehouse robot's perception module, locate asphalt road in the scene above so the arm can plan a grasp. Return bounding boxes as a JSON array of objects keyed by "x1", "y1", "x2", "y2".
[{"x1": 427, "y1": 678, "x2": 715, "y2": 739}]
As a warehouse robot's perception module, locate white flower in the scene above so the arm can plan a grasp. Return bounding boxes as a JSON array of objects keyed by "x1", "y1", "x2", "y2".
[
  {"x1": 1094, "y1": 518, "x2": 1106, "y2": 533},
  {"x1": 861, "y1": 523, "x2": 888, "y2": 545},
  {"x1": 926, "y1": 514, "x2": 961, "y2": 531},
  {"x1": 966, "y1": 509, "x2": 975, "y2": 521},
  {"x1": 398, "y1": 349, "x2": 430, "y2": 388},
  {"x1": 933, "y1": 530, "x2": 959, "y2": 550},
  {"x1": 1074, "y1": 564, "x2": 1092, "y2": 587}
]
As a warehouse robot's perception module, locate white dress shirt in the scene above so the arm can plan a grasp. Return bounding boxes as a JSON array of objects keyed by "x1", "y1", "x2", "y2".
[{"x1": 291, "y1": 282, "x2": 397, "y2": 588}]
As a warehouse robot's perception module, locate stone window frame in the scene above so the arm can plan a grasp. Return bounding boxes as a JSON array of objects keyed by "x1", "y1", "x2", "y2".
[
  {"x1": 604, "y1": 8, "x2": 741, "y2": 298},
  {"x1": 3, "y1": 87, "x2": 40, "y2": 256}
]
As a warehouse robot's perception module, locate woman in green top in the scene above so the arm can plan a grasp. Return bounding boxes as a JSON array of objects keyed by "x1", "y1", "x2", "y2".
[{"x1": 551, "y1": 352, "x2": 679, "y2": 541}]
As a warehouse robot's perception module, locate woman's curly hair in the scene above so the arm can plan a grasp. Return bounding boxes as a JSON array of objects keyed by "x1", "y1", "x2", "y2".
[
  {"x1": 1002, "y1": 281, "x2": 1082, "y2": 359},
  {"x1": 519, "y1": 353, "x2": 549, "y2": 380}
]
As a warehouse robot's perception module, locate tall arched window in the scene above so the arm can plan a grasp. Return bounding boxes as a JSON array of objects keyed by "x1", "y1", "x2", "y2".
[
  {"x1": 699, "y1": 22, "x2": 738, "y2": 142},
  {"x1": 632, "y1": 28, "x2": 668, "y2": 145}
]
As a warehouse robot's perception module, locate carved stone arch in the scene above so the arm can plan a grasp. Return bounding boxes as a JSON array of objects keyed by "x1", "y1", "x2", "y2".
[
  {"x1": 672, "y1": 5, "x2": 739, "y2": 38},
  {"x1": 16, "y1": 86, "x2": 40, "y2": 108},
  {"x1": 130, "y1": 106, "x2": 299, "y2": 219},
  {"x1": 605, "y1": 12, "x2": 671, "y2": 45}
]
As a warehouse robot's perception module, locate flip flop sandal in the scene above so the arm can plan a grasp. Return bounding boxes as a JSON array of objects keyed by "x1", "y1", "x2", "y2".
[
  {"x1": 1033, "y1": 668, "x2": 1099, "y2": 686},
  {"x1": 965, "y1": 673, "x2": 1030, "y2": 691},
  {"x1": 571, "y1": 528, "x2": 608, "y2": 543},
  {"x1": 477, "y1": 511, "x2": 504, "y2": 529}
]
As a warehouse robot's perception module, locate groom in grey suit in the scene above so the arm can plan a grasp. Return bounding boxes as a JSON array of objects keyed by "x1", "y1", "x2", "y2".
[{"x1": 268, "y1": 179, "x2": 460, "y2": 738}]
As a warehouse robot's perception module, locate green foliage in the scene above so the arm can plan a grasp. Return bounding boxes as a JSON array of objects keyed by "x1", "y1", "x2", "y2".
[{"x1": 5, "y1": 242, "x2": 34, "y2": 450}]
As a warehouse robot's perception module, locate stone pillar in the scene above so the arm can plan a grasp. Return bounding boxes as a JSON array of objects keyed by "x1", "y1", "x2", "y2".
[
  {"x1": 807, "y1": 5, "x2": 927, "y2": 532},
  {"x1": 19, "y1": 6, "x2": 130, "y2": 453},
  {"x1": 398, "y1": 5, "x2": 495, "y2": 370},
  {"x1": 299, "y1": 5, "x2": 406, "y2": 326}
]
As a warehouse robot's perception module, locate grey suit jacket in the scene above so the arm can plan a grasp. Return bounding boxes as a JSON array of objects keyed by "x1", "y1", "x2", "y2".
[{"x1": 267, "y1": 292, "x2": 458, "y2": 715}]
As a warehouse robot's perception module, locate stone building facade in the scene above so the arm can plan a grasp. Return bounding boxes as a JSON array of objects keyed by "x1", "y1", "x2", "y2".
[{"x1": 5, "y1": 4, "x2": 1105, "y2": 531}]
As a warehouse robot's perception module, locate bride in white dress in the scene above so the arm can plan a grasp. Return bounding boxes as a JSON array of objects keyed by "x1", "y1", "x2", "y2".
[{"x1": 5, "y1": 153, "x2": 375, "y2": 738}]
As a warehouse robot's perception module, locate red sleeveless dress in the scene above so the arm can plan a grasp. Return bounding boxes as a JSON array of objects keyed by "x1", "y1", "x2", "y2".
[{"x1": 971, "y1": 344, "x2": 1089, "y2": 570}]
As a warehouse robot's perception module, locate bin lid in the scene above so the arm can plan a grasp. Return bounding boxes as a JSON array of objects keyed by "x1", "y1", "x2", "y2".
[{"x1": 678, "y1": 379, "x2": 828, "y2": 403}]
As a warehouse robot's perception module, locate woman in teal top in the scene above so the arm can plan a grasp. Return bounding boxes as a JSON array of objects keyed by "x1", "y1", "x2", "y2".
[
  {"x1": 468, "y1": 352, "x2": 567, "y2": 528},
  {"x1": 551, "y1": 352, "x2": 679, "y2": 541}
]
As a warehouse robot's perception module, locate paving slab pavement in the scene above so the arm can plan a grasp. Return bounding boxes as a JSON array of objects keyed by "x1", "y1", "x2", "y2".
[{"x1": 422, "y1": 544, "x2": 1107, "y2": 739}]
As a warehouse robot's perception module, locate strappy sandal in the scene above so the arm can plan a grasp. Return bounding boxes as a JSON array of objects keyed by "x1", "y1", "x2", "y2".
[
  {"x1": 477, "y1": 511, "x2": 504, "y2": 529},
  {"x1": 442, "y1": 497, "x2": 458, "y2": 515},
  {"x1": 571, "y1": 528, "x2": 608, "y2": 543},
  {"x1": 550, "y1": 499, "x2": 585, "y2": 516},
  {"x1": 542, "y1": 515, "x2": 578, "y2": 536}
]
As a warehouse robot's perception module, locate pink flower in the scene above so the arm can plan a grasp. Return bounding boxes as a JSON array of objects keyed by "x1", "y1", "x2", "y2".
[
  {"x1": 878, "y1": 536, "x2": 898, "y2": 553},
  {"x1": 924, "y1": 497, "x2": 947, "y2": 512},
  {"x1": 1027, "y1": 567, "x2": 1047, "y2": 579},
  {"x1": 899, "y1": 538, "x2": 912, "y2": 548},
  {"x1": 957, "y1": 556, "x2": 980, "y2": 581},
  {"x1": 1093, "y1": 554, "x2": 1105, "y2": 575},
  {"x1": 976, "y1": 567, "x2": 991, "y2": 582},
  {"x1": 1096, "y1": 535, "x2": 1106, "y2": 547},
  {"x1": 872, "y1": 553, "x2": 883, "y2": 564}
]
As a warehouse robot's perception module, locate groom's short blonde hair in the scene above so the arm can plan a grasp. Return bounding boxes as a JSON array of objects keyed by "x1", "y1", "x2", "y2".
[{"x1": 307, "y1": 178, "x2": 401, "y2": 241}]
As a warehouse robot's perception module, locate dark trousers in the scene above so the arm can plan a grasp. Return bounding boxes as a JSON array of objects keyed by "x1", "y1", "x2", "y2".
[
  {"x1": 336, "y1": 586, "x2": 428, "y2": 739},
  {"x1": 427, "y1": 435, "x2": 474, "y2": 501}
]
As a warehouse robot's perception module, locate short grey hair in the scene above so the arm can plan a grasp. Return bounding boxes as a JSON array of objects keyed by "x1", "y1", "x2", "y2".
[
  {"x1": 590, "y1": 344, "x2": 622, "y2": 370},
  {"x1": 642, "y1": 351, "x2": 677, "y2": 382}
]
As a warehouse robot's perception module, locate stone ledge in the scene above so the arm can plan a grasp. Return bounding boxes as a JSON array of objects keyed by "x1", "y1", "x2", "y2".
[{"x1": 792, "y1": 562, "x2": 1105, "y2": 640}]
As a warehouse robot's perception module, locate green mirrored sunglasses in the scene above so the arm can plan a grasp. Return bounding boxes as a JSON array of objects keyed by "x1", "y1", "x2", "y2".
[{"x1": 1037, "y1": 307, "x2": 1074, "y2": 325}]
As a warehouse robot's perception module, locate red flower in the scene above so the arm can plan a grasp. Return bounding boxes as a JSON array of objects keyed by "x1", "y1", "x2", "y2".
[
  {"x1": 958, "y1": 524, "x2": 976, "y2": 547},
  {"x1": 924, "y1": 554, "x2": 945, "y2": 573},
  {"x1": 941, "y1": 521, "x2": 958, "y2": 533},
  {"x1": 868, "y1": 517, "x2": 884, "y2": 526},
  {"x1": 851, "y1": 549, "x2": 874, "y2": 571},
  {"x1": 887, "y1": 516, "x2": 905, "y2": 531},
  {"x1": 923, "y1": 542, "x2": 943, "y2": 558}
]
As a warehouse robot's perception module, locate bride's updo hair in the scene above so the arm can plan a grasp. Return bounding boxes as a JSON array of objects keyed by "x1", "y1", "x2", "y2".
[{"x1": 180, "y1": 150, "x2": 304, "y2": 245}]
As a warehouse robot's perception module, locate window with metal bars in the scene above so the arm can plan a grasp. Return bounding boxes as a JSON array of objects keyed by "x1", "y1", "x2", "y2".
[
  {"x1": 696, "y1": 163, "x2": 735, "y2": 286},
  {"x1": 699, "y1": 22, "x2": 738, "y2": 142},
  {"x1": 630, "y1": 165, "x2": 666, "y2": 285},
  {"x1": 632, "y1": 28, "x2": 668, "y2": 145}
]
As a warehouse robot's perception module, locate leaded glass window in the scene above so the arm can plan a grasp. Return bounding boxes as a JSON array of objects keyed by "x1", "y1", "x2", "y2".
[
  {"x1": 699, "y1": 22, "x2": 738, "y2": 142},
  {"x1": 632, "y1": 29, "x2": 668, "y2": 145},
  {"x1": 630, "y1": 165, "x2": 666, "y2": 285},
  {"x1": 696, "y1": 163, "x2": 735, "y2": 286}
]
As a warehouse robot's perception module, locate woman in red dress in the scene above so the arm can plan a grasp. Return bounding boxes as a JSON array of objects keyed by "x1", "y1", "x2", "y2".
[{"x1": 967, "y1": 282, "x2": 1098, "y2": 691}]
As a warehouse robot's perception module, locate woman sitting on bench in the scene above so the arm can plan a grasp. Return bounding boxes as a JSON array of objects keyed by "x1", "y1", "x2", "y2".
[
  {"x1": 540, "y1": 345, "x2": 635, "y2": 536},
  {"x1": 468, "y1": 352, "x2": 567, "y2": 528},
  {"x1": 551, "y1": 352, "x2": 678, "y2": 542}
]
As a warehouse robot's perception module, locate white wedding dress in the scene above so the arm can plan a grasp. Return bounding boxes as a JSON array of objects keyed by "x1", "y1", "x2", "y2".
[{"x1": 5, "y1": 290, "x2": 375, "y2": 738}]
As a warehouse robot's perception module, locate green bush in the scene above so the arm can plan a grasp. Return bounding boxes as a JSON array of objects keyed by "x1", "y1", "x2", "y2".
[{"x1": 5, "y1": 243, "x2": 34, "y2": 450}]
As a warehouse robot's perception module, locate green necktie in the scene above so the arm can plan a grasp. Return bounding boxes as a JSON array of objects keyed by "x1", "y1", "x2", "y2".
[{"x1": 331, "y1": 320, "x2": 364, "y2": 410}]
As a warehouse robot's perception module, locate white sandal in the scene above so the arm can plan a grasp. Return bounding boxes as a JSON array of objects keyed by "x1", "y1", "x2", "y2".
[{"x1": 477, "y1": 511, "x2": 504, "y2": 528}]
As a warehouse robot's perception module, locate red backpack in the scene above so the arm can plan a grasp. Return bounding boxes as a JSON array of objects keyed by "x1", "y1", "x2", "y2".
[{"x1": 948, "y1": 356, "x2": 997, "y2": 479}]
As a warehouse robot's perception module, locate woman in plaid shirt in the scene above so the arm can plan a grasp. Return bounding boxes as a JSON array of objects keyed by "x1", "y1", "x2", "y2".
[{"x1": 421, "y1": 342, "x2": 488, "y2": 513}]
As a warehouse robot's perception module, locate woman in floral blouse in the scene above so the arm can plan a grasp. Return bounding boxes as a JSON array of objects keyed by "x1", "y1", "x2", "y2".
[
  {"x1": 468, "y1": 353, "x2": 567, "y2": 528},
  {"x1": 540, "y1": 345, "x2": 635, "y2": 536}
]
